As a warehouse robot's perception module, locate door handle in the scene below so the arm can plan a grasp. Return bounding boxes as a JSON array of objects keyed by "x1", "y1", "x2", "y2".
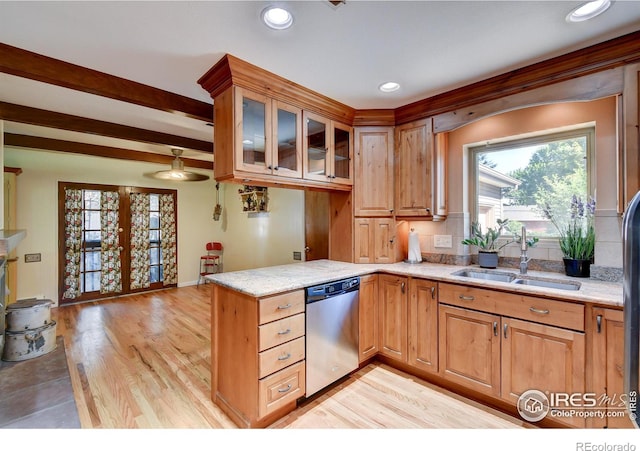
[{"x1": 304, "y1": 246, "x2": 310, "y2": 253}]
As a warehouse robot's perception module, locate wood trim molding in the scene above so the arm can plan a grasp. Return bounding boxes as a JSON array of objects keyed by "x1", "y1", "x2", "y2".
[
  {"x1": 198, "y1": 54, "x2": 356, "y2": 124},
  {"x1": 3, "y1": 166, "x2": 23, "y2": 175},
  {"x1": 0, "y1": 43, "x2": 212, "y2": 122},
  {"x1": 0, "y1": 102, "x2": 213, "y2": 153},
  {"x1": 395, "y1": 29, "x2": 640, "y2": 125},
  {"x1": 4, "y1": 133, "x2": 213, "y2": 170},
  {"x1": 353, "y1": 109, "x2": 396, "y2": 127}
]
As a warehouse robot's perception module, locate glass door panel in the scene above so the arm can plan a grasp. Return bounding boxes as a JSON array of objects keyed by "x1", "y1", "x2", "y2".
[
  {"x1": 305, "y1": 116, "x2": 328, "y2": 180},
  {"x1": 333, "y1": 126, "x2": 351, "y2": 181},
  {"x1": 241, "y1": 96, "x2": 268, "y2": 169},
  {"x1": 276, "y1": 108, "x2": 298, "y2": 172}
]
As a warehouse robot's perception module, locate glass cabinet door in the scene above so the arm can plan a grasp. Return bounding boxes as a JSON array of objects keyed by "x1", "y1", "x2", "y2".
[
  {"x1": 273, "y1": 100, "x2": 302, "y2": 178},
  {"x1": 236, "y1": 88, "x2": 271, "y2": 174},
  {"x1": 333, "y1": 123, "x2": 352, "y2": 183},
  {"x1": 304, "y1": 112, "x2": 330, "y2": 181}
]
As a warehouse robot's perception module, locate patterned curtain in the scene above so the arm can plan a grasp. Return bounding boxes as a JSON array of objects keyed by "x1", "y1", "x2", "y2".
[
  {"x1": 130, "y1": 192, "x2": 150, "y2": 290},
  {"x1": 100, "y1": 191, "x2": 122, "y2": 294},
  {"x1": 62, "y1": 188, "x2": 83, "y2": 300},
  {"x1": 159, "y1": 194, "x2": 177, "y2": 285}
]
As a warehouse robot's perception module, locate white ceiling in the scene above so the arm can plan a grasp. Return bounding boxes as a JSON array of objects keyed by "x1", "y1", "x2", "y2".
[{"x1": 1, "y1": 0, "x2": 640, "y2": 159}]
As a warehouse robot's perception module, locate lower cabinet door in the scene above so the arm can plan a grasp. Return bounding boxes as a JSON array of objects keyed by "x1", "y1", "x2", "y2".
[
  {"x1": 408, "y1": 278, "x2": 438, "y2": 373},
  {"x1": 502, "y1": 317, "x2": 585, "y2": 427},
  {"x1": 439, "y1": 304, "x2": 501, "y2": 397}
]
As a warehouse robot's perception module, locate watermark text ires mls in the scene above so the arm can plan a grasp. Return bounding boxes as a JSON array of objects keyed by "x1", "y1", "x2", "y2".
[{"x1": 516, "y1": 389, "x2": 637, "y2": 423}]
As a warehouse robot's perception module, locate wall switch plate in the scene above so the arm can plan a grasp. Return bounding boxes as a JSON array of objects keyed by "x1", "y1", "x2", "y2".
[
  {"x1": 24, "y1": 253, "x2": 41, "y2": 263},
  {"x1": 434, "y1": 235, "x2": 453, "y2": 248},
  {"x1": 293, "y1": 251, "x2": 302, "y2": 261}
]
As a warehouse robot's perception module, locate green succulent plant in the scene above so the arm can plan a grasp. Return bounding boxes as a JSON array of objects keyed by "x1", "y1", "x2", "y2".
[{"x1": 462, "y1": 218, "x2": 538, "y2": 252}]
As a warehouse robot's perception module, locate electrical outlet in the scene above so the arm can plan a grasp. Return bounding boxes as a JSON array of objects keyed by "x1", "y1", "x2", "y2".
[{"x1": 434, "y1": 235, "x2": 453, "y2": 248}]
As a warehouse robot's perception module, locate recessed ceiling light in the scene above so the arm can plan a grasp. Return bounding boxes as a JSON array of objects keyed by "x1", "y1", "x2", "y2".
[
  {"x1": 566, "y1": 0, "x2": 611, "y2": 22},
  {"x1": 262, "y1": 6, "x2": 294, "y2": 30},
  {"x1": 379, "y1": 81, "x2": 400, "y2": 93}
]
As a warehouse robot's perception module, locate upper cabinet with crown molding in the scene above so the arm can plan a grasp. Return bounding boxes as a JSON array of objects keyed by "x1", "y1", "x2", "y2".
[{"x1": 199, "y1": 54, "x2": 355, "y2": 191}]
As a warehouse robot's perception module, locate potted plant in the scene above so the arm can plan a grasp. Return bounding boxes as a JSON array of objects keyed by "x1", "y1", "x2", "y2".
[
  {"x1": 541, "y1": 195, "x2": 596, "y2": 277},
  {"x1": 462, "y1": 218, "x2": 537, "y2": 268}
]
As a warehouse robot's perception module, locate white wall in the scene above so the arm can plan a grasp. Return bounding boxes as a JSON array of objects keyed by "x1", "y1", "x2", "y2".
[{"x1": 4, "y1": 147, "x2": 305, "y2": 305}]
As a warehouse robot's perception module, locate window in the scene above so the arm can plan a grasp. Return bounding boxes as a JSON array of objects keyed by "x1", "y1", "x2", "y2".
[{"x1": 469, "y1": 127, "x2": 594, "y2": 237}]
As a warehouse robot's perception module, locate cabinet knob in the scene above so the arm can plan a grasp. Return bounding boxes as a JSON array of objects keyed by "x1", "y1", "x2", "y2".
[
  {"x1": 267, "y1": 165, "x2": 272, "y2": 170},
  {"x1": 390, "y1": 209, "x2": 394, "y2": 213},
  {"x1": 274, "y1": 166, "x2": 279, "y2": 171}
]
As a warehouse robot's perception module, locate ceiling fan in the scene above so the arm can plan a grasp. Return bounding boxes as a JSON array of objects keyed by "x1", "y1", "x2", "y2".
[{"x1": 145, "y1": 148, "x2": 210, "y2": 182}]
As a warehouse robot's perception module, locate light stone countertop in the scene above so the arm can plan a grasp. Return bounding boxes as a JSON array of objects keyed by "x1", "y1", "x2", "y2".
[{"x1": 205, "y1": 259, "x2": 624, "y2": 308}]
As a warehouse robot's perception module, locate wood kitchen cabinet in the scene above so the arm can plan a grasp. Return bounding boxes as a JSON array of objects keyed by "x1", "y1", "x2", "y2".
[
  {"x1": 438, "y1": 282, "x2": 586, "y2": 427},
  {"x1": 378, "y1": 274, "x2": 408, "y2": 362},
  {"x1": 408, "y1": 278, "x2": 439, "y2": 374},
  {"x1": 354, "y1": 217, "x2": 396, "y2": 263},
  {"x1": 439, "y1": 304, "x2": 501, "y2": 397},
  {"x1": 590, "y1": 307, "x2": 635, "y2": 428},
  {"x1": 303, "y1": 111, "x2": 353, "y2": 186},
  {"x1": 212, "y1": 286, "x2": 306, "y2": 428},
  {"x1": 354, "y1": 126, "x2": 394, "y2": 216},
  {"x1": 395, "y1": 118, "x2": 435, "y2": 217},
  {"x1": 359, "y1": 274, "x2": 379, "y2": 362}
]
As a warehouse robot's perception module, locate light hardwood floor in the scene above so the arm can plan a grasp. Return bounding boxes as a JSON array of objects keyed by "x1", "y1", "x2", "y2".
[{"x1": 55, "y1": 285, "x2": 526, "y2": 429}]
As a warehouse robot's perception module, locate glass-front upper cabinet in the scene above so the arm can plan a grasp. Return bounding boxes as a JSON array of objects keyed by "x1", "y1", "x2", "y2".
[
  {"x1": 236, "y1": 88, "x2": 271, "y2": 174},
  {"x1": 235, "y1": 87, "x2": 302, "y2": 178},
  {"x1": 303, "y1": 111, "x2": 352, "y2": 185},
  {"x1": 332, "y1": 122, "x2": 353, "y2": 184},
  {"x1": 272, "y1": 100, "x2": 302, "y2": 178}
]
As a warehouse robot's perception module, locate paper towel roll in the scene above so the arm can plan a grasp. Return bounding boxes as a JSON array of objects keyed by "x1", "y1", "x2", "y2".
[{"x1": 407, "y1": 229, "x2": 421, "y2": 263}]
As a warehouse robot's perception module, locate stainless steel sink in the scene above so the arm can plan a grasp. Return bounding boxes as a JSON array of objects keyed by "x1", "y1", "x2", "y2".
[
  {"x1": 452, "y1": 269, "x2": 581, "y2": 291},
  {"x1": 512, "y1": 277, "x2": 581, "y2": 291},
  {"x1": 451, "y1": 269, "x2": 517, "y2": 283}
]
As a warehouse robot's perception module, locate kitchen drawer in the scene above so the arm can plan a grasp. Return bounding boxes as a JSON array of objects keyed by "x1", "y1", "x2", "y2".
[
  {"x1": 259, "y1": 290, "x2": 305, "y2": 325},
  {"x1": 258, "y1": 361, "x2": 306, "y2": 419},
  {"x1": 259, "y1": 313, "x2": 305, "y2": 352},
  {"x1": 258, "y1": 336, "x2": 305, "y2": 379},
  {"x1": 439, "y1": 283, "x2": 584, "y2": 331}
]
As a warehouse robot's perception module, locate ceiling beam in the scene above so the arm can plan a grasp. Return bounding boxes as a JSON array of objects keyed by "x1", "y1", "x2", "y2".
[
  {"x1": 0, "y1": 43, "x2": 213, "y2": 123},
  {"x1": 4, "y1": 133, "x2": 213, "y2": 170},
  {"x1": 0, "y1": 102, "x2": 213, "y2": 153}
]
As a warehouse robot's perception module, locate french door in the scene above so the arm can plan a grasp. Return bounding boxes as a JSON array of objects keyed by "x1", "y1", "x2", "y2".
[{"x1": 58, "y1": 182, "x2": 178, "y2": 304}]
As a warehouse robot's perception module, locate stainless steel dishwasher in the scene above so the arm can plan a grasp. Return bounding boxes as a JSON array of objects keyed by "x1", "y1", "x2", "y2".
[{"x1": 305, "y1": 276, "x2": 360, "y2": 397}]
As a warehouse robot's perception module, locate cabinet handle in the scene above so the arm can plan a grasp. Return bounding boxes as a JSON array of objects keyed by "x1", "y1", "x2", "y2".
[
  {"x1": 277, "y1": 352, "x2": 292, "y2": 361},
  {"x1": 277, "y1": 328, "x2": 291, "y2": 335},
  {"x1": 278, "y1": 384, "x2": 292, "y2": 393},
  {"x1": 331, "y1": 175, "x2": 336, "y2": 179},
  {"x1": 401, "y1": 282, "x2": 405, "y2": 294},
  {"x1": 503, "y1": 323, "x2": 508, "y2": 339},
  {"x1": 274, "y1": 166, "x2": 279, "y2": 171},
  {"x1": 267, "y1": 165, "x2": 273, "y2": 170},
  {"x1": 458, "y1": 295, "x2": 474, "y2": 301},
  {"x1": 390, "y1": 209, "x2": 394, "y2": 213},
  {"x1": 529, "y1": 307, "x2": 550, "y2": 315},
  {"x1": 431, "y1": 286, "x2": 436, "y2": 299},
  {"x1": 426, "y1": 208, "x2": 431, "y2": 213},
  {"x1": 390, "y1": 237, "x2": 395, "y2": 244},
  {"x1": 277, "y1": 303, "x2": 292, "y2": 310},
  {"x1": 493, "y1": 321, "x2": 498, "y2": 336},
  {"x1": 596, "y1": 314, "x2": 603, "y2": 334}
]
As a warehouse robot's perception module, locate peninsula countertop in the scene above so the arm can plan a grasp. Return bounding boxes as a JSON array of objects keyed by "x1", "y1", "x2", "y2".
[{"x1": 205, "y1": 259, "x2": 623, "y2": 308}]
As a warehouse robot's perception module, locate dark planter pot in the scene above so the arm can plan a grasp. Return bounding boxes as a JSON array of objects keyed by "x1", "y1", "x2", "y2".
[
  {"x1": 478, "y1": 251, "x2": 499, "y2": 269},
  {"x1": 563, "y1": 258, "x2": 591, "y2": 278}
]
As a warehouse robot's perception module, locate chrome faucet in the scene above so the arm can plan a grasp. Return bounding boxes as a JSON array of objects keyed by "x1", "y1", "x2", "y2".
[{"x1": 520, "y1": 226, "x2": 531, "y2": 274}]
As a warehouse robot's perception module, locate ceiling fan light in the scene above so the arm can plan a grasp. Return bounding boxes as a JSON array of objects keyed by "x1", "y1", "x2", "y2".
[
  {"x1": 145, "y1": 148, "x2": 210, "y2": 182},
  {"x1": 566, "y1": 0, "x2": 611, "y2": 22},
  {"x1": 262, "y1": 6, "x2": 293, "y2": 30}
]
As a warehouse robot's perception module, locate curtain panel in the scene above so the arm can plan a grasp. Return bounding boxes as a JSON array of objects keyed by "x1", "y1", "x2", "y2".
[
  {"x1": 159, "y1": 194, "x2": 177, "y2": 286},
  {"x1": 62, "y1": 188, "x2": 83, "y2": 300},
  {"x1": 100, "y1": 191, "x2": 123, "y2": 294},
  {"x1": 130, "y1": 192, "x2": 151, "y2": 290}
]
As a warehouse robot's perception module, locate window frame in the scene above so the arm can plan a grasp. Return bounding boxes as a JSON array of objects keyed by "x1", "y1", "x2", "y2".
[{"x1": 468, "y1": 125, "x2": 596, "y2": 238}]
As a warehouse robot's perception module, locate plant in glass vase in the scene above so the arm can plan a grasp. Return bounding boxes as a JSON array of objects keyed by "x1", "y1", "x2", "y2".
[{"x1": 541, "y1": 194, "x2": 596, "y2": 277}]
